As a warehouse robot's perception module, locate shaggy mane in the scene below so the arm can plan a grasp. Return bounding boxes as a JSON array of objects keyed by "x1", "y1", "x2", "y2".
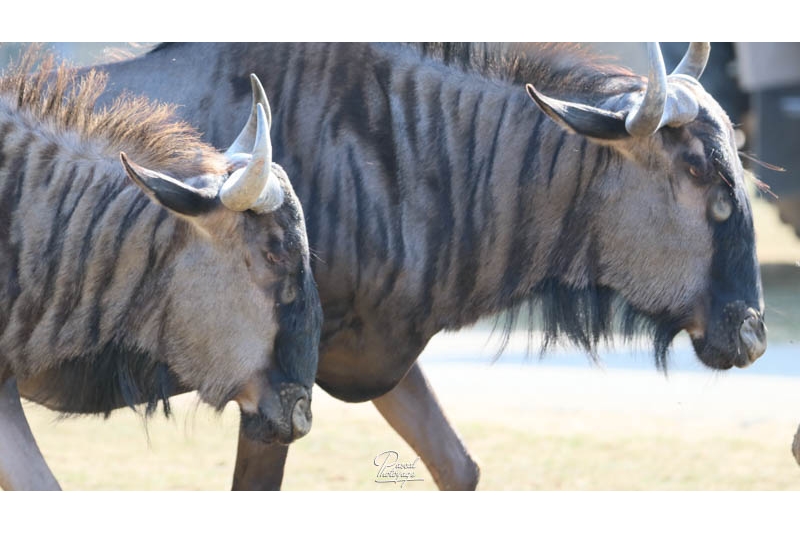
[
  {"x1": 0, "y1": 47, "x2": 226, "y2": 179},
  {"x1": 487, "y1": 281, "x2": 684, "y2": 372},
  {"x1": 404, "y1": 42, "x2": 641, "y2": 99}
]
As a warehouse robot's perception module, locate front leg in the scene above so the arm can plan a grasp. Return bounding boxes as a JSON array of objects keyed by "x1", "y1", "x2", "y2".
[
  {"x1": 372, "y1": 362, "x2": 480, "y2": 490},
  {"x1": 793, "y1": 423, "x2": 800, "y2": 467},
  {"x1": 229, "y1": 361, "x2": 479, "y2": 490},
  {"x1": 231, "y1": 416, "x2": 289, "y2": 490},
  {"x1": 0, "y1": 377, "x2": 60, "y2": 490}
]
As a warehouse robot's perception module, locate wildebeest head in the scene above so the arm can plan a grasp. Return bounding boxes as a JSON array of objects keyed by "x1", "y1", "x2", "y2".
[
  {"x1": 526, "y1": 43, "x2": 766, "y2": 370},
  {"x1": 121, "y1": 75, "x2": 321, "y2": 443}
]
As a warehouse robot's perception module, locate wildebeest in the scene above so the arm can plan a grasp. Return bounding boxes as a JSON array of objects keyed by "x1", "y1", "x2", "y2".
[
  {"x1": 92, "y1": 42, "x2": 766, "y2": 490},
  {"x1": 793, "y1": 425, "x2": 800, "y2": 466},
  {"x1": 0, "y1": 54, "x2": 322, "y2": 490}
]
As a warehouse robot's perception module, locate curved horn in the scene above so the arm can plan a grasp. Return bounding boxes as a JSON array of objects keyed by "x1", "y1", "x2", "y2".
[
  {"x1": 219, "y1": 103, "x2": 284, "y2": 213},
  {"x1": 526, "y1": 84, "x2": 629, "y2": 140},
  {"x1": 625, "y1": 43, "x2": 668, "y2": 137},
  {"x1": 225, "y1": 74, "x2": 272, "y2": 157},
  {"x1": 120, "y1": 152, "x2": 217, "y2": 216},
  {"x1": 671, "y1": 42, "x2": 710, "y2": 80},
  {"x1": 660, "y1": 84, "x2": 700, "y2": 128}
]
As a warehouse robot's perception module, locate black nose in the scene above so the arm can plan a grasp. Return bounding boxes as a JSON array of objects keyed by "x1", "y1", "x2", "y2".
[
  {"x1": 276, "y1": 383, "x2": 311, "y2": 442},
  {"x1": 739, "y1": 308, "x2": 766, "y2": 363}
]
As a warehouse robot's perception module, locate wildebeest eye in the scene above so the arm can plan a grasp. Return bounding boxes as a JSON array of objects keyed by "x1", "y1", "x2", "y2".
[
  {"x1": 263, "y1": 236, "x2": 284, "y2": 264},
  {"x1": 709, "y1": 186, "x2": 733, "y2": 222},
  {"x1": 684, "y1": 154, "x2": 709, "y2": 183}
]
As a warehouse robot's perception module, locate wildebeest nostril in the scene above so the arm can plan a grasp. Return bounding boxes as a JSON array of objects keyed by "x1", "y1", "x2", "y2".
[
  {"x1": 739, "y1": 308, "x2": 767, "y2": 363},
  {"x1": 291, "y1": 397, "x2": 312, "y2": 439}
]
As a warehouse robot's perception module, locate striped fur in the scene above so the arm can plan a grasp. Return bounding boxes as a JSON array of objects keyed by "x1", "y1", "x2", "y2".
[
  {"x1": 0, "y1": 52, "x2": 321, "y2": 430},
  {"x1": 94, "y1": 43, "x2": 762, "y2": 400}
]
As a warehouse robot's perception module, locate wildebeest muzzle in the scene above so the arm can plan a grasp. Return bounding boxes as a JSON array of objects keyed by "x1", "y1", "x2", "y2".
[
  {"x1": 239, "y1": 378, "x2": 313, "y2": 444},
  {"x1": 691, "y1": 300, "x2": 767, "y2": 370}
]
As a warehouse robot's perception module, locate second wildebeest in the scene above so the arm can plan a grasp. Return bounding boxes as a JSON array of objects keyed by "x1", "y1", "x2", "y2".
[
  {"x1": 93, "y1": 42, "x2": 766, "y2": 490},
  {"x1": 0, "y1": 55, "x2": 322, "y2": 490}
]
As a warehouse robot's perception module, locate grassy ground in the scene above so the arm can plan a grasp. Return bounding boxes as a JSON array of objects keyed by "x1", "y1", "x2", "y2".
[
  {"x1": 21, "y1": 364, "x2": 800, "y2": 490},
  {"x1": 286, "y1": 367, "x2": 800, "y2": 491}
]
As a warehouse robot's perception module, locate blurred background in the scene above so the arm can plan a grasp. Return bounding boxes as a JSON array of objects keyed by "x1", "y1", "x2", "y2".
[{"x1": 1, "y1": 42, "x2": 798, "y2": 490}]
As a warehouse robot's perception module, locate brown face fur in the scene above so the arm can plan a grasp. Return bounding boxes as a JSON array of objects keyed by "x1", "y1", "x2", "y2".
[
  {"x1": 159, "y1": 167, "x2": 316, "y2": 411},
  {"x1": 535, "y1": 74, "x2": 763, "y2": 369},
  {"x1": 593, "y1": 119, "x2": 719, "y2": 322},
  {"x1": 153, "y1": 202, "x2": 284, "y2": 407}
]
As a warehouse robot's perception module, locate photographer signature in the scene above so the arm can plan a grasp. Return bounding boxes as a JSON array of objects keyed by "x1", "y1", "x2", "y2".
[{"x1": 374, "y1": 450, "x2": 425, "y2": 488}]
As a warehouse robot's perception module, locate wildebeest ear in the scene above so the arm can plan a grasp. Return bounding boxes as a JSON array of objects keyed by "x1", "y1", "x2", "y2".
[
  {"x1": 120, "y1": 152, "x2": 218, "y2": 217},
  {"x1": 526, "y1": 84, "x2": 631, "y2": 141}
]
